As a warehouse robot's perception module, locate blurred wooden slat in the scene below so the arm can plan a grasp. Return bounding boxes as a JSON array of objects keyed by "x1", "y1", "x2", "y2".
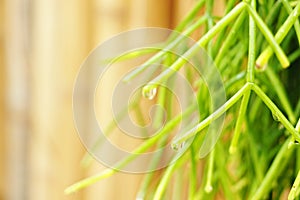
[
  {"x1": 128, "y1": 0, "x2": 148, "y2": 28},
  {"x1": 4, "y1": 0, "x2": 30, "y2": 199},
  {"x1": 146, "y1": 0, "x2": 172, "y2": 28},
  {"x1": 173, "y1": 0, "x2": 196, "y2": 27},
  {"x1": 0, "y1": 0, "x2": 6, "y2": 198},
  {"x1": 29, "y1": 0, "x2": 90, "y2": 199},
  {"x1": 129, "y1": 0, "x2": 172, "y2": 28}
]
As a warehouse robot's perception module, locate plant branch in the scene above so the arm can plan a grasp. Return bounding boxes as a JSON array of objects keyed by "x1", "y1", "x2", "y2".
[
  {"x1": 256, "y1": 1, "x2": 300, "y2": 69},
  {"x1": 289, "y1": 169, "x2": 300, "y2": 200},
  {"x1": 246, "y1": 0, "x2": 256, "y2": 82},
  {"x1": 172, "y1": 83, "x2": 252, "y2": 146},
  {"x1": 251, "y1": 138, "x2": 295, "y2": 200},
  {"x1": 152, "y1": 153, "x2": 189, "y2": 200},
  {"x1": 265, "y1": 67, "x2": 296, "y2": 124},
  {"x1": 245, "y1": 3, "x2": 290, "y2": 68},
  {"x1": 142, "y1": 2, "x2": 246, "y2": 94},
  {"x1": 282, "y1": 0, "x2": 300, "y2": 45},
  {"x1": 229, "y1": 89, "x2": 251, "y2": 154},
  {"x1": 251, "y1": 84, "x2": 300, "y2": 141},
  {"x1": 65, "y1": 104, "x2": 196, "y2": 194}
]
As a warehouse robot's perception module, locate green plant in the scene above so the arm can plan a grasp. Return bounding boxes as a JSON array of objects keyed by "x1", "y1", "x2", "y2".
[{"x1": 66, "y1": 0, "x2": 300, "y2": 199}]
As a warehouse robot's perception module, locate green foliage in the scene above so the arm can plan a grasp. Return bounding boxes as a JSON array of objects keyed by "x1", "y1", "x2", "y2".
[{"x1": 67, "y1": 0, "x2": 300, "y2": 199}]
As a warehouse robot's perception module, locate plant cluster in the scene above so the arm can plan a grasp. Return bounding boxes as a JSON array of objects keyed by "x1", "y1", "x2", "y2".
[{"x1": 67, "y1": 0, "x2": 300, "y2": 199}]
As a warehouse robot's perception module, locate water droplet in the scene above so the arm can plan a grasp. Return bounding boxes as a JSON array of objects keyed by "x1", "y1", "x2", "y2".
[
  {"x1": 171, "y1": 142, "x2": 185, "y2": 151},
  {"x1": 272, "y1": 112, "x2": 280, "y2": 121},
  {"x1": 205, "y1": 185, "x2": 213, "y2": 193},
  {"x1": 278, "y1": 123, "x2": 284, "y2": 130},
  {"x1": 142, "y1": 86, "x2": 157, "y2": 100}
]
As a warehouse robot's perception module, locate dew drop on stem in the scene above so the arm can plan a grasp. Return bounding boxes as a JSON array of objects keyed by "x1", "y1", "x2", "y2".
[
  {"x1": 272, "y1": 112, "x2": 280, "y2": 121},
  {"x1": 205, "y1": 185, "x2": 213, "y2": 193},
  {"x1": 142, "y1": 86, "x2": 157, "y2": 100},
  {"x1": 171, "y1": 142, "x2": 185, "y2": 151}
]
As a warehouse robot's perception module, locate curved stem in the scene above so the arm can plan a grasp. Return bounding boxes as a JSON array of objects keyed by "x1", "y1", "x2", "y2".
[
  {"x1": 251, "y1": 84, "x2": 300, "y2": 141},
  {"x1": 256, "y1": 1, "x2": 300, "y2": 69},
  {"x1": 247, "y1": 0, "x2": 256, "y2": 82},
  {"x1": 123, "y1": 15, "x2": 207, "y2": 82},
  {"x1": 153, "y1": 153, "x2": 189, "y2": 200},
  {"x1": 265, "y1": 67, "x2": 296, "y2": 124},
  {"x1": 65, "y1": 104, "x2": 196, "y2": 194},
  {"x1": 229, "y1": 89, "x2": 251, "y2": 154},
  {"x1": 245, "y1": 3, "x2": 290, "y2": 68},
  {"x1": 174, "y1": 0, "x2": 206, "y2": 32},
  {"x1": 172, "y1": 83, "x2": 252, "y2": 145},
  {"x1": 142, "y1": 2, "x2": 246, "y2": 94},
  {"x1": 251, "y1": 138, "x2": 294, "y2": 200},
  {"x1": 282, "y1": 0, "x2": 300, "y2": 45},
  {"x1": 288, "y1": 170, "x2": 300, "y2": 200},
  {"x1": 214, "y1": 11, "x2": 247, "y2": 67}
]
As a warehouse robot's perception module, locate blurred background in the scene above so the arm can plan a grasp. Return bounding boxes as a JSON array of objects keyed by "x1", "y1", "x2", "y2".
[{"x1": 0, "y1": 0, "x2": 204, "y2": 199}]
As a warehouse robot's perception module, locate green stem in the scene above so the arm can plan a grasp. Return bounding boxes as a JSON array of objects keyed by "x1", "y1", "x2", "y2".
[
  {"x1": 204, "y1": 149, "x2": 215, "y2": 193},
  {"x1": 172, "y1": 83, "x2": 252, "y2": 145},
  {"x1": 247, "y1": 0, "x2": 256, "y2": 82},
  {"x1": 174, "y1": 0, "x2": 206, "y2": 32},
  {"x1": 136, "y1": 134, "x2": 169, "y2": 199},
  {"x1": 265, "y1": 67, "x2": 296, "y2": 124},
  {"x1": 229, "y1": 90, "x2": 251, "y2": 154},
  {"x1": 189, "y1": 145, "x2": 197, "y2": 198},
  {"x1": 245, "y1": 3, "x2": 290, "y2": 68},
  {"x1": 81, "y1": 99, "x2": 140, "y2": 167},
  {"x1": 142, "y1": 2, "x2": 246, "y2": 94},
  {"x1": 212, "y1": 0, "x2": 240, "y2": 57},
  {"x1": 281, "y1": 0, "x2": 300, "y2": 45},
  {"x1": 289, "y1": 170, "x2": 300, "y2": 200},
  {"x1": 288, "y1": 48, "x2": 300, "y2": 63},
  {"x1": 172, "y1": 170, "x2": 183, "y2": 200},
  {"x1": 256, "y1": 1, "x2": 300, "y2": 69},
  {"x1": 251, "y1": 138, "x2": 295, "y2": 200},
  {"x1": 228, "y1": 0, "x2": 256, "y2": 154},
  {"x1": 153, "y1": 78, "x2": 168, "y2": 129},
  {"x1": 153, "y1": 153, "x2": 189, "y2": 200},
  {"x1": 123, "y1": 15, "x2": 207, "y2": 82},
  {"x1": 224, "y1": 71, "x2": 246, "y2": 91},
  {"x1": 296, "y1": 118, "x2": 300, "y2": 132},
  {"x1": 245, "y1": 122, "x2": 265, "y2": 182},
  {"x1": 65, "y1": 104, "x2": 196, "y2": 194},
  {"x1": 251, "y1": 84, "x2": 300, "y2": 141},
  {"x1": 214, "y1": 11, "x2": 247, "y2": 67},
  {"x1": 214, "y1": 143, "x2": 235, "y2": 199},
  {"x1": 198, "y1": 2, "x2": 246, "y2": 47},
  {"x1": 205, "y1": 0, "x2": 214, "y2": 55},
  {"x1": 134, "y1": 99, "x2": 150, "y2": 137}
]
